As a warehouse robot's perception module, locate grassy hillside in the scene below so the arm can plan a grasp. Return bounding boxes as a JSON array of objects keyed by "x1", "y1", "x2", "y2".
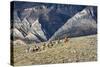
[{"x1": 12, "y1": 35, "x2": 97, "y2": 66}]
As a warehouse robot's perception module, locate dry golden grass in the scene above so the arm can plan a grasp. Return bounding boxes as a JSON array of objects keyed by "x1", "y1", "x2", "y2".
[{"x1": 12, "y1": 35, "x2": 97, "y2": 66}]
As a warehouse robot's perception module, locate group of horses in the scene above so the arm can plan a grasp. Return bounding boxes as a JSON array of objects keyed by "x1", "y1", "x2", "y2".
[{"x1": 25, "y1": 37, "x2": 69, "y2": 53}]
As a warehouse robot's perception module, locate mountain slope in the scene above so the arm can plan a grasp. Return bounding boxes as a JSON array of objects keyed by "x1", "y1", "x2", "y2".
[
  {"x1": 30, "y1": 19, "x2": 47, "y2": 41},
  {"x1": 12, "y1": 2, "x2": 97, "y2": 43},
  {"x1": 49, "y1": 7, "x2": 97, "y2": 41}
]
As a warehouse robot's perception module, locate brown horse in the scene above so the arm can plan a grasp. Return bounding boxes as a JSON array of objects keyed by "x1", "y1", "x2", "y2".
[
  {"x1": 47, "y1": 41, "x2": 54, "y2": 48},
  {"x1": 64, "y1": 37, "x2": 69, "y2": 43},
  {"x1": 33, "y1": 45, "x2": 40, "y2": 52}
]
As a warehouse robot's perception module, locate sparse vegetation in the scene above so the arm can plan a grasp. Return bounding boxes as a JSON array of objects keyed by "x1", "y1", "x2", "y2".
[{"x1": 12, "y1": 35, "x2": 97, "y2": 66}]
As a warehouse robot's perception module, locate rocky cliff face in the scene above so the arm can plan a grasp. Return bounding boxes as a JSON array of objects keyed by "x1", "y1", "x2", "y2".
[
  {"x1": 49, "y1": 7, "x2": 97, "y2": 41},
  {"x1": 12, "y1": 2, "x2": 97, "y2": 43}
]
